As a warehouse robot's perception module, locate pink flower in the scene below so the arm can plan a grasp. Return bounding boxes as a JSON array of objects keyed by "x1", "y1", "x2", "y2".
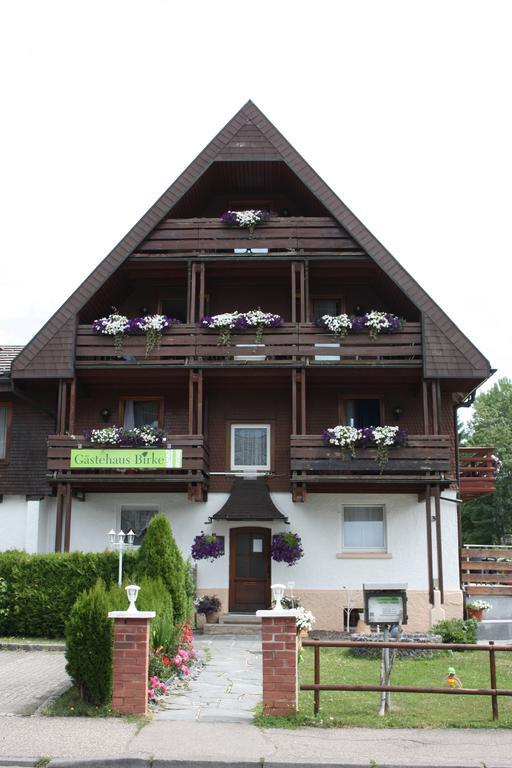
[
  {"x1": 148, "y1": 689, "x2": 155, "y2": 698},
  {"x1": 181, "y1": 665, "x2": 190, "y2": 676},
  {"x1": 159, "y1": 683, "x2": 167, "y2": 692},
  {"x1": 178, "y1": 649, "x2": 189, "y2": 661},
  {"x1": 173, "y1": 654, "x2": 182, "y2": 666},
  {"x1": 150, "y1": 676, "x2": 159, "y2": 685}
]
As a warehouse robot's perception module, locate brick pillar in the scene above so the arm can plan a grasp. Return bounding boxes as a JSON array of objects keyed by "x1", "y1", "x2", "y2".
[
  {"x1": 108, "y1": 611, "x2": 155, "y2": 716},
  {"x1": 256, "y1": 609, "x2": 298, "y2": 716}
]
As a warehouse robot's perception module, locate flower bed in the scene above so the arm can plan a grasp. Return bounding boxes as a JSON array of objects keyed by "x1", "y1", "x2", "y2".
[
  {"x1": 148, "y1": 619, "x2": 199, "y2": 705},
  {"x1": 93, "y1": 311, "x2": 181, "y2": 356}
]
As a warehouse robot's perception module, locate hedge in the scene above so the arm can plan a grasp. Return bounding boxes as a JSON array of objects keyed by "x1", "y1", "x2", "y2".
[
  {"x1": 0, "y1": 550, "x2": 138, "y2": 638},
  {"x1": 65, "y1": 579, "x2": 113, "y2": 705}
]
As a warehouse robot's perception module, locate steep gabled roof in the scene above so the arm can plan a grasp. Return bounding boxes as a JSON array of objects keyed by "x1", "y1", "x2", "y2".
[
  {"x1": 11, "y1": 100, "x2": 490, "y2": 380},
  {"x1": 0, "y1": 346, "x2": 24, "y2": 375}
]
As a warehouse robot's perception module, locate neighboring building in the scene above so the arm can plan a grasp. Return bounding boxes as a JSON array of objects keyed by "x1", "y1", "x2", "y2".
[{"x1": 0, "y1": 102, "x2": 496, "y2": 630}]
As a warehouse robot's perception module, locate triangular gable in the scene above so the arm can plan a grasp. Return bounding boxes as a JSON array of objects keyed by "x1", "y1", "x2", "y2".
[{"x1": 12, "y1": 100, "x2": 490, "y2": 380}]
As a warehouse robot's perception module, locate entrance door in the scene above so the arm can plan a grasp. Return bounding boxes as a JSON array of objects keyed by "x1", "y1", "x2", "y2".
[{"x1": 229, "y1": 527, "x2": 271, "y2": 612}]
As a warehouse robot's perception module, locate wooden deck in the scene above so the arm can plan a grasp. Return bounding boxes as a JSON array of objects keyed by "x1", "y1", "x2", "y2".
[
  {"x1": 459, "y1": 447, "x2": 496, "y2": 500},
  {"x1": 461, "y1": 547, "x2": 512, "y2": 596},
  {"x1": 75, "y1": 322, "x2": 422, "y2": 368}
]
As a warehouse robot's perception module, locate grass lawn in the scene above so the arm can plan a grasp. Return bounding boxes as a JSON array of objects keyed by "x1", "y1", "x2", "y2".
[{"x1": 255, "y1": 647, "x2": 512, "y2": 729}]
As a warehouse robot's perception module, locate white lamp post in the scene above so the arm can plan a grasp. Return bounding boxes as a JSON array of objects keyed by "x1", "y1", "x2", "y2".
[
  {"x1": 271, "y1": 583, "x2": 286, "y2": 610},
  {"x1": 108, "y1": 529, "x2": 136, "y2": 586}
]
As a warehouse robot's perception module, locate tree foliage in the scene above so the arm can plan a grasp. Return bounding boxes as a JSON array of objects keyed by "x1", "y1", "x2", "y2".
[
  {"x1": 136, "y1": 514, "x2": 188, "y2": 623},
  {"x1": 461, "y1": 378, "x2": 512, "y2": 544}
]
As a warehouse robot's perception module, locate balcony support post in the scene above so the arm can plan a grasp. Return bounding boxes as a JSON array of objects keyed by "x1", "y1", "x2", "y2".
[
  {"x1": 54, "y1": 483, "x2": 65, "y2": 552},
  {"x1": 198, "y1": 263, "x2": 206, "y2": 320},
  {"x1": 68, "y1": 377, "x2": 77, "y2": 435},
  {"x1": 425, "y1": 484, "x2": 434, "y2": 605},
  {"x1": 422, "y1": 380, "x2": 430, "y2": 434},
  {"x1": 431, "y1": 380, "x2": 439, "y2": 435},
  {"x1": 64, "y1": 483, "x2": 73, "y2": 552},
  {"x1": 434, "y1": 484, "x2": 444, "y2": 603},
  {"x1": 57, "y1": 380, "x2": 67, "y2": 435},
  {"x1": 186, "y1": 261, "x2": 192, "y2": 323}
]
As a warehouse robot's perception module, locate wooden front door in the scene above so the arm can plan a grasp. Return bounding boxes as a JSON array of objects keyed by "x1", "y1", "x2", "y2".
[{"x1": 229, "y1": 527, "x2": 271, "y2": 612}]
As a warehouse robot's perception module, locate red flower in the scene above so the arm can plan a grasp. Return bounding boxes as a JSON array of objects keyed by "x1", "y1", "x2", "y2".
[{"x1": 163, "y1": 656, "x2": 171, "y2": 665}]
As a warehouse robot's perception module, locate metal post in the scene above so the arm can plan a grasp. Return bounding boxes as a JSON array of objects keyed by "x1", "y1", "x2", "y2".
[
  {"x1": 118, "y1": 546, "x2": 123, "y2": 587},
  {"x1": 489, "y1": 641, "x2": 499, "y2": 721},
  {"x1": 314, "y1": 644, "x2": 320, "y2": 715}
]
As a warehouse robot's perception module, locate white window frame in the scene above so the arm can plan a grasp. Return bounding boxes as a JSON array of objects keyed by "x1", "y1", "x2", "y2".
[
  {"x1": 230, "y1": 423, "x2": 271, "y2": 472},
  {"x1": 341, "y1": 504, "x2": 387, "y2": 552}
]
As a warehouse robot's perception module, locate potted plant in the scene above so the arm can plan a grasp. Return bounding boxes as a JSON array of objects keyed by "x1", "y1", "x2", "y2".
[
  {"x1": 466, "y1": 599, "x2": 492, "y2": 622},
  {"x1": 191, "y1": 532, "x2": 224, "y2": 562},
  {"x1": 296, "y1": 606, "x2": 316, "y2": 638},
  {"x1": 194, "y1": 595, "x2": 222, "y2": 624},
  {"x1": 271, "y1": 532, "x2": 304, "y2": 566},
  {"x1": 220, "y1": 209, "x2": 273, "y2": 235}
]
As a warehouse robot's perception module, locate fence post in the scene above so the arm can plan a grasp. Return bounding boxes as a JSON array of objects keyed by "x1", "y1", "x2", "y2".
[
  {"x1": 108, "y1": 609, "x2": 155, "y2": 716},
  {"x1": 489, "y1": 640, "x2": 499, "y2": 721},
  {"x1": 257, "y1": 608, "x2": 298, "y2": 716},
  {"x1": 314, "y1": 643, "x2": 320, "y2": 715}
]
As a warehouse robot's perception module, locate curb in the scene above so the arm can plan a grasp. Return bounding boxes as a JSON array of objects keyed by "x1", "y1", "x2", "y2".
[
  {"x1": 1, "y1": 760, "x2": 509, "y2": 768},
  {"x1": 0, "y1": 643, "x2": 65, "y2": 653}
]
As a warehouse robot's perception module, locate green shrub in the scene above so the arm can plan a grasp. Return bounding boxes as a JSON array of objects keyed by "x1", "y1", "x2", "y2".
[
  {"x1": 184, "y1": 559, "x2": 196, "y2": 620},
  {"x1": 0, "y1": 549, "x2": 137, "y2": 638},
  {"x1": 107, "y1": 576, "x2": 176, "y2": 654},
  {"x1": 432, "y1": 618, "x2": 478, "y2": 644},
  {"x1": 65, "y1": 580, "x2": 112, "y2": 705},
  {"x1": 136, "y1": 515, "x2": 188, "y2": 623}
]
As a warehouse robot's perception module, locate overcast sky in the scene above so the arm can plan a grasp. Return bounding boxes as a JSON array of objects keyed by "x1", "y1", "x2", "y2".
[{"x1": 1, "y1": 1, "x2": 510, "y2": 399}]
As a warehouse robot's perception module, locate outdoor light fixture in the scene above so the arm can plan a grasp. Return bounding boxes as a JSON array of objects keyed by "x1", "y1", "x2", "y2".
[
  {"x1": 271, "y1": 583, "x2": 286, "y2": 610},
  {"x1": 100, "y1": 408, "x2": 111, "y2": 423},
  {"x1": 392, "y1": 406, "x2": 403, "y2": 421},
  {"x1": 125, "y1": 584, "x2": 141, "y2": 613},
  {"x1": 107, "y1": 528, "x2": 136, "y2": 586}
]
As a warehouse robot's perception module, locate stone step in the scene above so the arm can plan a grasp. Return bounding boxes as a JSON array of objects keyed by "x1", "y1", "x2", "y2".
[
  {"x1": 203, "y1": 623, "x2": 261, "y2": 635},
  {"x1": 219, "y1": 613, "x2": 262, "y2": 625},
  {"x1": 477, "y1": 620, "x2": 512, "y2": 642}
]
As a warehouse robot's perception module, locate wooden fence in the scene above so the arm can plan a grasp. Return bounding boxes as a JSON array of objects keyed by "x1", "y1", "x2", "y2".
[
  {"x1": 301, "y1": 639, "x2": 511, "y2": 720},
  {"x1": 460, "y1": 546, "x2": 512, "y2": 596}
]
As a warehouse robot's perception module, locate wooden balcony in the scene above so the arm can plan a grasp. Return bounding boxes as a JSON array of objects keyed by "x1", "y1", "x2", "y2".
[
  {"x1": 47, "y1": 434, "x2": 209, "y2": 499},
  {"x1": 460, "y1": 547, "x2": 512, "y2": 596},
  {"x1": 459, "y1": 447, "x2": 497, "y2": 500},
  {"x1": 75, "y1": 322, "x2": 422, "y2": 368},
  {"x1": 290, "y1": 434, "x2": 451, "y2": 498},
  {"x1": 134, "y1": 216, "x2": 365, "y2": 257}
]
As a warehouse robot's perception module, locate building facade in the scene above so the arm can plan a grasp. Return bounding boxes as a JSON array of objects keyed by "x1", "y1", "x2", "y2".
[{"x1": 0, "y1": 102, "x2": 495, "y2": 630}]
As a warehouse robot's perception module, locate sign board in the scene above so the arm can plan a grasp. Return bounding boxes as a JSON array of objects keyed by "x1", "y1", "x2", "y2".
[
  {"x1": 363, "y1": 582, "x2": 408, "y2": 626},
  {"x1": 70, "y1": 448, "x2": 183, "y2": 470}
]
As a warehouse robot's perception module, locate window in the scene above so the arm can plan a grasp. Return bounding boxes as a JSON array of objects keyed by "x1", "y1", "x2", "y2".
[
  {"x1": 120, "y1": 398, "x2": 163, "y2": 429},
  {"x1": 340, "y1": 398, "x2": 382, "y2": 429},
  {"x1": 0, "y1": 404, "x2": 11, "y2": 461},
  {"x1": 311, "y1": 296, "x2": 345, "y2": 322},
  {"x1": 230, "y1": 424, "x2": 271, "y2": 472},
  {"x1": 342, "y1": 506, "x2": 386, "y2": 551},
  {"x1": 120, "y1": 508, "x2": 157, "y2": 546}
]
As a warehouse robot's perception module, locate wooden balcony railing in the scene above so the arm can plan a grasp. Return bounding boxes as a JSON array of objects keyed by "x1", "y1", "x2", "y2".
[
  {"x1": 459, "y1": 447, "x2": 497, "y2": 500},
  {"x1": 135, "y1": 216, "x2": 365, "y2": 256},
  {"x1": 47, "y1": 434, "x2": 209, "y2": 489},
  {"x1": 290, "y1": 434, "x2": 451, "y2": 494},
  {"x1": 75, "y1": 323, "x2": 422, "y2": 367},
  {"x1": 460, "y1": 546, "x2": 512, "y2": 596}
]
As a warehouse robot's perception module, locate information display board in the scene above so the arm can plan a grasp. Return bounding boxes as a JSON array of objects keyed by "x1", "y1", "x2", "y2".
[
  {"x1": 70, "y1": 448, "x2": 183, "y2": 469},
  {"x1": 363, "y1": 583, "x2": 408, "y2": 626}
]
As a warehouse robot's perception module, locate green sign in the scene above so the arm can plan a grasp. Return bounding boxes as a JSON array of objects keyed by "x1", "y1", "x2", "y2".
[{"x1": 70, "y1": 448, "x2": 183, "y2": 470}]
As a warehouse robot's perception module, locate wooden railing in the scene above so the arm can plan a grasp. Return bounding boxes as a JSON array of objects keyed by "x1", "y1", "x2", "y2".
[
  {"x1": 459, "y1": 447, "x2": 497, "y2": 500},
  {"x1": 75, "y1": 323, "x2": 422, "y2": 367},
  {"x1": 460, "y1": 546, "x2": 512, "y2": 596},
  {"x1": 47, "y1": 434, "x2": 209, "y2": 485},
  {"x1": 290, "y1": 434, "x2": 451, "y2": 486},
  {"x1": 135, "y1": 216, "x2": 364, "y2": 256}
]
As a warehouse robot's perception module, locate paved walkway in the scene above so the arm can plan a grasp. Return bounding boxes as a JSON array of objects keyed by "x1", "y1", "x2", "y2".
[
  {"x1": 0, "y1": 650, "x2": 69, "y2": 715},
  {"x1": 156, "y1": 634, "x2": 262, "y2": 722}
]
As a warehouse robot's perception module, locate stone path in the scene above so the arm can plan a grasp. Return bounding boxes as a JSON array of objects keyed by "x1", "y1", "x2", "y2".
[
  {"x1": 155, "y1": 634, "x2": 262, "y2": 722},
  {"x1": 0, "y1": 650, "x2": 70, "y2": 715}
]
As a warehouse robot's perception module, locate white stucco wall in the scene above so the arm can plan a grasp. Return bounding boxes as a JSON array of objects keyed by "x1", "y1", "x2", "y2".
[{"x1": 0, "y1": 490, "x2": 460, "y2": 593}]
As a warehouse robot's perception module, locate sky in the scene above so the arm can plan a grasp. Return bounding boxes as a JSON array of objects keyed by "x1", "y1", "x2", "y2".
[{"x1": 1, "y1": 1, "x2": 511, "y2": 404}]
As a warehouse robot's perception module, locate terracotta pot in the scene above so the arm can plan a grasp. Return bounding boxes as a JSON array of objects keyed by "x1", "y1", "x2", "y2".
[
  {"x1": 299, "y1": 629, "x2": 308, "y2": 638},
  {"x1": 467, "y1": 608, "x2": 484, "y2": 622},
  {"x1": 206, "y1": 610, "x2": 220, "y2": 624}
]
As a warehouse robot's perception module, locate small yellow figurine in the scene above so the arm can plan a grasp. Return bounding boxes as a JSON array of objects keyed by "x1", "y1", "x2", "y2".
[{"x1": 445, "y1": 666, "x2": 462, "y2": 688}]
